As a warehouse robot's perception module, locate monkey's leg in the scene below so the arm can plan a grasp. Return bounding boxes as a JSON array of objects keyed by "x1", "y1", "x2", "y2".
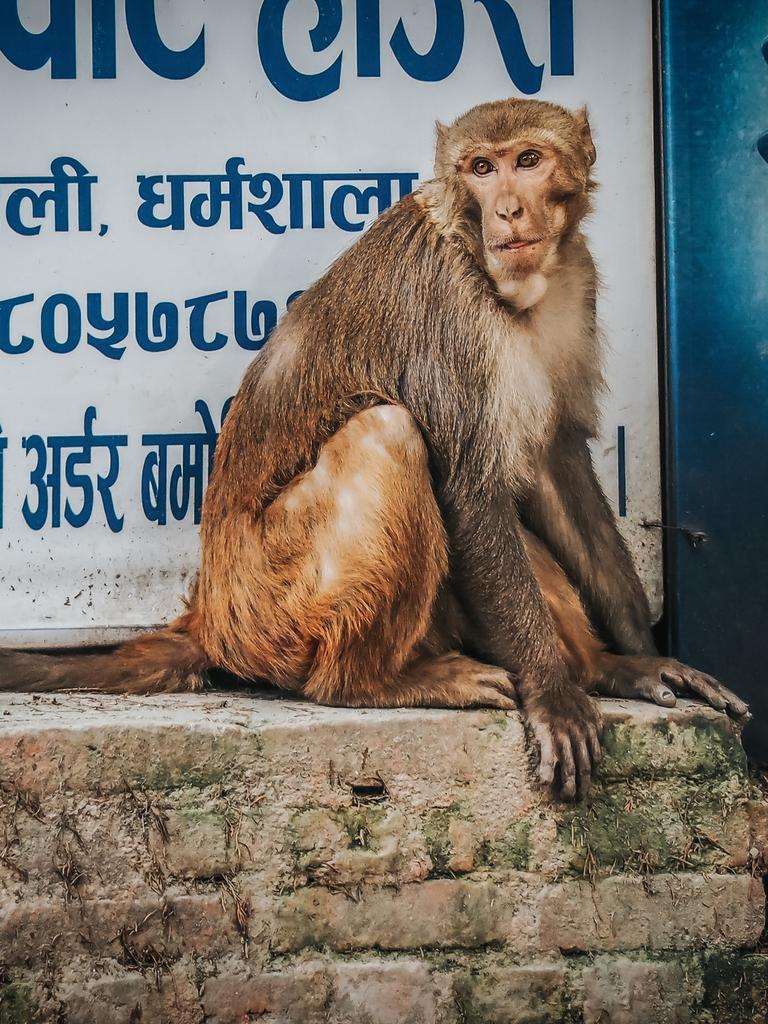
[
  {"x1": 284, "y1": 406, "x2": 517, "y2": 709},
  {"x1": 522, "y1": 423, "x2": 657, "y2": 657},
  {"x1": 523, "y1": 440, "x2": 749, "y2": 719},
  {"x1": 435, "y1": 465, "x2": 602, "y2": 798},
  {"x1": 522, "y1": 529, "x2": 750, "y2": 720},
  {"x1": 202, "y1": 405, "x2": 516, "y2": 710}
]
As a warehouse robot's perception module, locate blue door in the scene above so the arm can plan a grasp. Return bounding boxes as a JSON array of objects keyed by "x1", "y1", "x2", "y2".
[{"x1": 661, "y1": 1, "x2": 768, "y2": 756}]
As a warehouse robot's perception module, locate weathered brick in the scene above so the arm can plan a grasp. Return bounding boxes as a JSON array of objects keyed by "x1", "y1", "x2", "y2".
[
  {"x1": 0, "y1": 976, "x2": 40, "y2": 1024},
  {"x1": 201, "y1": 965, "x2": 331, "y2": 1024},
  {"x1": 3, "y1": 950, "x2": 768, "y2": 1024},
  {"x1": 0, "y1": 792, "x2": 155, "y2": 900},
  {"x1": 582, "y1": 956, "x2": 701, "y2": 1024},
  {"x1": 329, "y1": 961, "x2": 456, "y2": 1024},
  {"x1": 453, "y1": 962, "x2": 569, "y2": 1024},
  {"x1": 0, "y1": 695, "x2": 525, "y2": 804},
  {"x1": 747, "y1": 797, "x2": 768, "y2": 870},
  {"x1": 291, "y1": 806, "x2": 430, "y2": 888},
  {"x1": 269, "y1": 878, "x2": 539, "y2": 953},
  {"x1": 446, "y1": 818, "x2": 477, "y2": 874},
  {"x1": 538, "y1": 873, "x2": 764, "y2": 952},
  {"x1": 552, "y1": 778, "x2": 751, "y2": 877},
  {"x1": 59, "y1": 965, "x2": 204, "y2": 1024},
  {"x1": 598, "y1": 703, "x2": 747, "y2": 782},
  {"x1": 0, "y1": 892, "x2": 244, "y2": 966},
  {"x1": 0, "y1": 709, "x2": 260, "y2": 796},
  {"x1": 163, "y1": 804, "x2": 234, "y2": 877}
]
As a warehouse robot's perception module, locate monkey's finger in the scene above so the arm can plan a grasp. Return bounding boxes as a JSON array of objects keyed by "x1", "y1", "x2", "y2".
[
  {"x1": 557, "y1": 736, "x2": 577, "y2": 801},
  {"x1": 688, "y1": 680, "x2": 727, "y2": 712},
  {"x1": 657, "y1": 667, "x2": 685, "y2": 687},
  {"x1": 587, "y1": 724, "x2": 602, "y2": 764},
  {"x1": 574, "y1": 735, "x2": 593, "y2": 797},
  {"x1": 535, "y1": 725, "x2": 557, "y2": 786},
  {"x1": 634, "y1": 675, "x2": 678, "y2": 707},
  {"x1": 475, "y1": 689, "x2": 518, "y2": 711},
  {"x1": 694, "y1": 673, "x2": 751, "y2": 719},
  {"x1": 667, "y1": 670, "x2": 728, "y2": 712},
  {"x1": 661, "y1": 665, "x2": 750, "y2": 719},
  {"x1": 487, "y1": 671, "x2": 520, "y2": 705}
]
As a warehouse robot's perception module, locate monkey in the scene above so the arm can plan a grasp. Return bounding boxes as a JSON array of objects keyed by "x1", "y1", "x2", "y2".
[{"x1": 0, "y1": 98, "x2": 749, "y2": 799}]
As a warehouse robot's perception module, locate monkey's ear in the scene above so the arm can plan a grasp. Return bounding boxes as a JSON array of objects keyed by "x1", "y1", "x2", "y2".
[
  {"x1": 574, "y1": 106, "x2": 597, "y2": 167},
  {"x1": 434, "y1": 121, "x2": 449, "y2": 175}
]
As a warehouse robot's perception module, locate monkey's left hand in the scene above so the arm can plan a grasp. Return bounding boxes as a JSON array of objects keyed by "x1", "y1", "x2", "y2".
[
  {"x1": 528, "y1": 685, "x2": 603, "y2": 801},
  {"x1": 595, "y1": 655, "x2": 751, "y2": 722}
]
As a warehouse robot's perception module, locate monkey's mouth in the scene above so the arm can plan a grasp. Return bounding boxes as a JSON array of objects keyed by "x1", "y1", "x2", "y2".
[{"x1": 493, "y1": 238, "x2": 543, "y2": 252}]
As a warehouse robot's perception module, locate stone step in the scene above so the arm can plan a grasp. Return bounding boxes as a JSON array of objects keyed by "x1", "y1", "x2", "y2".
[{"x1": 0, "y1": 691, "x2": 764, "y2": 1023}]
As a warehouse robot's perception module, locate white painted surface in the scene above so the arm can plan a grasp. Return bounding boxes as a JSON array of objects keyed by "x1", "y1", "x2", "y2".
[{"x1": 0, "y1": 0, "x2": 661, "y2": 641}]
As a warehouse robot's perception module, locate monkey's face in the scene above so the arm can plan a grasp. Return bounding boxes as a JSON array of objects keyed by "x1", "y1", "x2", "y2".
[
  {"x1": 433, "y1": 100, "x2": 596, "y2": 301},
  {"x1": 458, "y1": 143, "x2": 576, "y2": 282}
]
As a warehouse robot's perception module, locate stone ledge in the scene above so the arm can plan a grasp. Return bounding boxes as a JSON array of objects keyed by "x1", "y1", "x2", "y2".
[
  {"x1": 0, "y1": 692, "x2": 764, "y2": 1023},
  {"x1": 0, "y1": 691, "x2": 747, "y2": 793}
]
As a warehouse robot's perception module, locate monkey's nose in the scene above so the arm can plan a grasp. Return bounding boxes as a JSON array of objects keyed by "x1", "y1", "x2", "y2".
[{"x1": 496, "y1": 198, "x2": 524, "y2": 221}]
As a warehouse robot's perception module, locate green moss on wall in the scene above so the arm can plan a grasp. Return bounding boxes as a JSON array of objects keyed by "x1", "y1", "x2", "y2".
[
  {"x1": 559, "y1": 775, "x2": 744, "y2": 877},
  {"x1": 0, "y1": 982, "x2": 35, "y2": 1024},
  {"x1": 477, "y1": 820, "x2": 533, "y2": 871},
  {"x1": 424, "y1": 805, "x2": 461, "y2": 876}
]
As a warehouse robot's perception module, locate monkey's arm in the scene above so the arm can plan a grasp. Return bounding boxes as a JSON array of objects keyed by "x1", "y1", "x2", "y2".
[
  {"x1": 522, "y1": 422, "x2": 657, "y2": 657},
  {"x1": 442, "y1": 470, "x2": 601, "y2": 798}
]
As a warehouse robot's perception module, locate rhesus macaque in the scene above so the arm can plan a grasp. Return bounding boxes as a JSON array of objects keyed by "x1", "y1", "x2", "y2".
[{"x1": 0, "y1": 99, "x2": 748, "y2": 798}]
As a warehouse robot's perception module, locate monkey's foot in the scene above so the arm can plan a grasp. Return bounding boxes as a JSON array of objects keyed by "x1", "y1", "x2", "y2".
[
  {"x1": 447, "y1": 662, "x2": 519, "y2": 710},
  {"x1": 594, "y1": 655, "x2": 750, "y2": 721},
  {"x1": 320, "y1": 654, "x2": 519, "y2": 711},
  {"x1": 398, "y1": 654, "x2": 518, "y2": 711},
  {"x1": 526, "y1": 685, "x2": 602, "y2": 801}
]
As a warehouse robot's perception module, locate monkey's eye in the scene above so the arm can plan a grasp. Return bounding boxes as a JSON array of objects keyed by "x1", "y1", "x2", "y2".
[
  {"x1": 517, "y1": 150, "x2": 540, "y2": 169},
  {"x1": 471, "y1": 158, "x2": 495, "y2": 177}
]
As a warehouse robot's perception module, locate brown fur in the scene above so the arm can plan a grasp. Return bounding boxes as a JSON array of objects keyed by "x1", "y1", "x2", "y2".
[
  {"x1": 521, "y1": 528, "x2": 604, "y2": 680},
  {"x1": 0, "y1": 99, "x2": 748, "y2": 798},
  {"x1": 0, "y1": 618, "x2": 207, "y2": 694}
]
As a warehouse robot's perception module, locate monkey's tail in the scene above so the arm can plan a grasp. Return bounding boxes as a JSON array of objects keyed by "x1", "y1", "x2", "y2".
[{"x1": 0, "y1": 616, "x2": 211, "y2": 695}]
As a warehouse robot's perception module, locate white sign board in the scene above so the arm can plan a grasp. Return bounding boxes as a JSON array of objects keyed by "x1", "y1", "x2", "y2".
[{"x1": 0, "y1": 0, "x2": 661, "y2": 644}]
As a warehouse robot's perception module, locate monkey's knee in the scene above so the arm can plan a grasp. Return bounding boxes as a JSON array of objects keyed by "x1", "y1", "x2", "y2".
[
  {"x1": 275, "y1": 405, "x2": 430, "y2": 543},
  {"x1": 314, "y1": 406, "x2": 442, "y2": 583},
  {"x1": 335, "y1": 403, "x2": 426, "y2": 466},
  {"x1": 278, "y1": 405, "x2": 425, "y2": 518},
  {"x1": 359, "y1": 403, "x2": 423, "y2": 443},
  {"x1": 261, "y1": 401, "x2": 443, "y2": 615},
  {"x1": 239, "y1": 402, "x2": 444, "y2": 689}
]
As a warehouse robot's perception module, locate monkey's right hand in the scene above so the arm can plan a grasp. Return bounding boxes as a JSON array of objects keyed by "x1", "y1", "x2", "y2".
[{"x1": 526, "y1": 685, "x2": 602, "y2": 801}]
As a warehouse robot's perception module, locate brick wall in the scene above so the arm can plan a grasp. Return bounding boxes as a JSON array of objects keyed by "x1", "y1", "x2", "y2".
[{"x1": 0, "y1": 692, "x2": 765, "y2": 1023}]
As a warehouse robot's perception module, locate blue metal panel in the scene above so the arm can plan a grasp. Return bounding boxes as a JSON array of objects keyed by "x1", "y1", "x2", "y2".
[{"x1": 661, "y1": 1, "x2": 768, "y2": 756}]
